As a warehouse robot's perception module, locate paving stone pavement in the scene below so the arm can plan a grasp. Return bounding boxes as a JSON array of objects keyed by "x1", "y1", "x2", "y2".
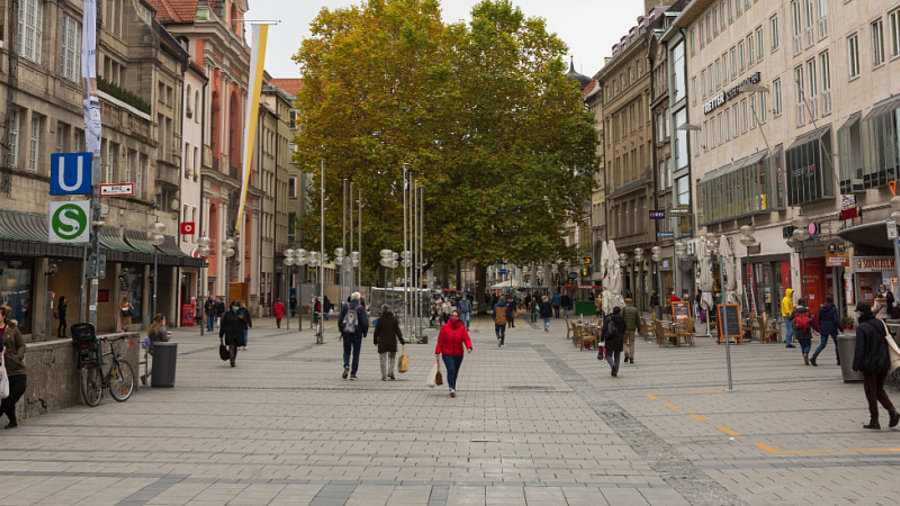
[{"x1": 2, "y1": 315, "x2": 899, "y2": 505}]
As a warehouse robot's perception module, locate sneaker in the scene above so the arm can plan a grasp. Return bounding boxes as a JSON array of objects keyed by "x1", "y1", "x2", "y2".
[
  {"x1": 450, "y1": 389, "x2": 456, "y2": 397},
  {"x1": 350, "y1": 375, "x2": 359, "y2": 381},
  {"x1": 389, "y1": 374, "x2": 395, "y2": 380},
  {"x1": 381, "y1": 377, "x2": 388, "y2": 381},
  {"x1": 342, "y1": 366, "x2": 350, "y2": 379},
  {"x1": 497, "y1": 340, "x2": 501, "y2": 347},
  {"x1": 890, "y1": 411, "x2": 900, "y2": 428}
]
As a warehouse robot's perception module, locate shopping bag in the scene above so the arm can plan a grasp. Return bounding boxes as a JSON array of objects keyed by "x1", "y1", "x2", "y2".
[
  {"x1": 397, "y1": 345, "x2": 409, "y2": 373},
  {"x1": 0, "y1": 353, "x2": 9, "y2": 399},
  {"x1": 427, "y1": 357, "x2": 440, "y2": 387},
  {"x1": 218, "y1": 339, "x2": 230, "y2": 361}
]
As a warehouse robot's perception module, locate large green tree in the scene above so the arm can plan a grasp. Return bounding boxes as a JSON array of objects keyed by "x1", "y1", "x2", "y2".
[{"x1": 292, "y1": 0, "x2": 597, "y2": 285}]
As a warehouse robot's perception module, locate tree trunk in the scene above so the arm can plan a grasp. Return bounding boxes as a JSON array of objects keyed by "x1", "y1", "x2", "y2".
[
  {"x1": 455, "y1": 259, "x2": 462, "y2": 291},
  {"x1": 475, "y1": 264, "x2": 487, "y2": 314},
  {"x1": 441, "y1": 261, "x2": 450, "y2": 290}
]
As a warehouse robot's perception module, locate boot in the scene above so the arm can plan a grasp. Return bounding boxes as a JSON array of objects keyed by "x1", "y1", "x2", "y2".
[
  {"x1": 803, "y1": 353, "x2": 809, "y2": 365},
  {"x1": 810, "y1": 356, "x2": 817, "y2": 367},
  {"x1": 863, "y1": 420, "x2": 881, "y2": 430},
  {"x1": 890, "y1": 410, "x2": 900, "y2": 428}
]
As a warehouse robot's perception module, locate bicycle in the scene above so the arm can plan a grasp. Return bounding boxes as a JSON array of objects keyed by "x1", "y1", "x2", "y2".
[{"x1": 79, "y1": 335, "x2": 136, "y2": 407}]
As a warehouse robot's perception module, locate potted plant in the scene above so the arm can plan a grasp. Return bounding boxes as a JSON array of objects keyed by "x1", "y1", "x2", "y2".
[{"x1": 840, "y1": 316, "x2": 855, "y2": 331}]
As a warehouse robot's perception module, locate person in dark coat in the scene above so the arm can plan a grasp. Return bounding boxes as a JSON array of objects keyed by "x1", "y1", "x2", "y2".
[
  {"x1": 560, "y1": 293, "x2": 571, "y2": 317},
  {"x1": 788, "y1": 299, "x2": 813, "y2": 365},
  {"x1": 235, "y1": 301, "x2": 252, "y2": 348},
  {"x1": 56, "y1": 296, "x2": 68, "y2": 338},
  {"x1": 373, "y1": 305, "x2": 405, "y2": 381},
  {"x1": 0, "y1": 305, "x2": 26, "y2": 429},
  {"x1": 539, "y1": 295, "x2": 553, "y2": 332},
  {"x1": 852, "y1": 302, "x2": 899, "y2": 429},
  {"x1": 603, "y1": 306, "x2": 626, "y2": 377},
  {"x1": 219, "y1": 301, "x2": 244, "y2": 367},
  {"x1": 214, "y1": 297, "x2": 225, "y2": 327},
  {"x1": 811, "y1": 296, "x2": 841, "y2": 366},
  {"x1": 339, "y1": 292, "x2": 369, "y2": 381}
]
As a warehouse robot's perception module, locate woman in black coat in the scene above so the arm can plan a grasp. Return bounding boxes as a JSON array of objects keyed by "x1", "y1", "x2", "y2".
[
  {"x1": 853, "y1": 302, "x2": 899, "y2": 429},
  {"x1": 219, "y1": 301, "x2": 244, "y2": 367},
  {"x1": 603, "y1": 306, "x2": 626, "y2": 377},
  {"x1": 374, "y1": 305, "x2": 405, "y2": 380}
]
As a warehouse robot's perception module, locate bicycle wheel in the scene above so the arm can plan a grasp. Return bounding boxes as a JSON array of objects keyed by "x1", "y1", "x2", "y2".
[
  {"x1": 80, "y1": 364, "x2": 103, "y2": 407},
  {"x1": 108, "y1": 360, "x2": 135, "y2": 402}
]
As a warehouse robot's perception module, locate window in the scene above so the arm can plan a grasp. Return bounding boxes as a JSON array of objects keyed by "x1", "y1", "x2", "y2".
[
  {"x1": 722, "y1": 53, "x2": 730, "y2": 85},
  {"x1": 56, "y1": 122, "x2": 70, "y2": 152},
  {"x1": 733, "y1": 104, "x2": 740, "y2": 135},
  {"x1": 724, "y1": 108, "x2": 731, "y2": 140},
  {"x1": 848, "y1": 32, "x2": 860, "y2": 78},
  {"x1": 701, "y1": 69, "x2": 707, "y2": 98},
  {"x1": 791, "y1": 0, "x2": 802, "y2": 55},
  {"x1": 838, "y1": 115, "x2": 863, "y2": 193},
  {"x1": 703, "y1": 120, "x2": 709, "y2": 151},
  {"x1": 773, "y1": 79, "x2": 783, "y2": 117},
  {"x1": 690, "y1": 28, "x2": 696, "y2": 56},
  {"x1": 748, "y1": 33, "x2": 755, "y2": 67},
  {"x1": 60, "y1": 15, "x2": 81, "y2": 82},
  {"x1": 770, "y1": 15, "x2": 780, "y2": 52},
  {"x1": 806, "y1": 58, "x2": 818, "y2": 120},
  {"x1": 720, "y1": 1, "x2": 727, "y2": 31},
  {"x1": 786, "y1": 129, "x2": 834, "y2": 205},
  {"x1": 750, "y1": 94, "x2": 757, "y2": 129},
  {"x1": 718, "y1": 112, "x2": 724, "y2": 145},
  {"x1": 7, "y1": 109, "x2": 19, "y2": 167},
  {"x1": 675, "y1": 108, "x2": 688, "y2": 169},
  {"x1": 715, "y1": 59, "x2": 721, "y2": 90},
  {"x1": 736, "y1": 0, "x2": 743, "y2": 17},
  {"x1": 713, "y1": 6, "x2": 720, "y2": 36},
  {"x1": 820, "y1": 51, "x2": 831, "y2": 115},
  {"x1": 795, "y1": 65, "x2": 806, "y2": 126},
  {"x1": 804, "y1": 0, "x2": 815, "y2": 47},
  {"x1": 706, "y1": 12, "x2": 713, "y2": 43},
  {"x1": 138, "y1": 154, "x2": 148, "y2": 199},
  {"x1": 738, "y1": 40, "x2": 745, "y2": 72},
  {"x1": 700, "y1": 18, "x2": 706, "y2": 48},
  {"x1": 692, "y1": 76, "x2": 697, "y2": 105},
  {"x1": 741, "y1": 98, "x2": 749, "y2": 133},
  {"x1": 671, "y1": 41, "x2": 686, "y2": 103},
  {"x1": 756, "y1": 26, "x2": 764, "y2": 61},
  {"x1": 676, "y1": 176, "x2": 690, "y2": 207},
  {"x1": 730, "y1": 47, "x2": 737, "y2": 78},
  {"x1": 29, "y1": 114, "x2": 42, "y2": 173},
  {"x1": 873, "y1": 19, "x2": 885, "y2": 67},
  {"x1": 891, "y1": 8, "x2": 900, "y2": 57},
  {"x1": 711, "y1": 115, "x2": 717, "y2": 147},
  {"x1": 727, "y1": 0, "x2": 734, "y2": 24},
  {"x1": 817, "y1": 0, "x2": 828, "y2": 39},
  {"x1": 659, "y1": 160, "x2": 667, "y2": 191},
  {"x1": 759, "y1": 91, "x2": 767, "y2": 124},
  {"x1": 17, "y1": 0, "x2": 43, "y2": 64}
]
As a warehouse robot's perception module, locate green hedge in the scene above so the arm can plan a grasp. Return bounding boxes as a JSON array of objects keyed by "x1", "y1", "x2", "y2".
[{"x1": 97, "y1": 76, "x2": 151, "y2": 114}]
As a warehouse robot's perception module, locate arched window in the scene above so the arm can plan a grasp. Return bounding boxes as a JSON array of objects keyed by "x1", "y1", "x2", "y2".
[
  {"x1": 228, "y1": 91, "x2": 241, "y2": 173},
  {"x1": 194, "y1": 90, "x2": 200, "y2": 123},
  {"x1": 186, "y1": 84, "x2": 193, "y2": 117}
]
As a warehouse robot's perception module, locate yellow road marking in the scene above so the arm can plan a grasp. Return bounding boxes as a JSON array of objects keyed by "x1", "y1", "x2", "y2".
[
  {"x1": 755, "y1": 443, "x2": 833, "y2": 455},
  {"x1": 689, "y1": 414, "x2": 708, "y2": 421},
  {"x1": 645, "y1": 394, "x2": 659, "y2": 400},
  {"x1": 843, "y1": 448, "x2": 900, "y2": 453},
  {"x1": 717, "y1": 426, "x2": 741, "y2": 436},
  {"x1": 664, "y1": 403, "x2": 681, "y2": 410}
]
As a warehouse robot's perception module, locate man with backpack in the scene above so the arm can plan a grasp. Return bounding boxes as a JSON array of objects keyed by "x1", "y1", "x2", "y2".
[
  {"x1": 339, "y1": 292, "x2": 369, "y2": 381},
  {"x1": 493, "y1": 297, "x2": 509, "y2": 347},
  {"x1": 789, "y1": 298, "x2": 813, "y2": 365}
]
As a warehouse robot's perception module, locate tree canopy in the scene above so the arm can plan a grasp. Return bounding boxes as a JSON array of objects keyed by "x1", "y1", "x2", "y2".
[{"x1": 292, "y1": 0, "x2": 598, "y2": 282}]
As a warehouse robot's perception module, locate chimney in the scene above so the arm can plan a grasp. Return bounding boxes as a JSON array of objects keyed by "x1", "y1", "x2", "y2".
[{"x1": 645, "y1": 0, "x2": 671, "y2": 15}]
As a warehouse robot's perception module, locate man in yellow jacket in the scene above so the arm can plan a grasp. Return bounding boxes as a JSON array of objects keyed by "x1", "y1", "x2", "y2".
[{"x1": 781, "y1": 288, "x2": 795, "y2": 348}]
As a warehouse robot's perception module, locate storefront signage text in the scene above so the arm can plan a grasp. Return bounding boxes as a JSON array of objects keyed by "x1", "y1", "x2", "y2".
[
  {"x1": 853, "y1": 256, "x2": 895, "y2": 272},
  {"x1": 703, "y1": 72, "x2": 761, "y2": 115}
]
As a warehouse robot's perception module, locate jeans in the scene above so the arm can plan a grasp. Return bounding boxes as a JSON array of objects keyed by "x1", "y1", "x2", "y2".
[
  {"x1": 441, "y1": 354, "x2": 464, "y2": 390},
  {"x1": 554, "y1": 305, "x2": 560, "y2": 318},
  {"x1": 343, "y1": 333, "x2": 363, "y2": 374},
  {"x1": 243, "y1": 329, "x2": 249, "y2": 347},
  {"x1": 864, "y1": 372, "x2": 895, "y2": 422},
  {"x1": 798, "y1": 337, "x2": 812, "y2": 355},
  {"x1": 461, "y1": 312, "x2": 470, "y2": 330},
  {"x1": 507, "y1": 312, "x2": 515, "y2": 327},
  {"x1": 531, "y1": 311, "x2": 538, "y2": 323},
  {"x1": 563, "y1": 307, "x2": 569, "y2": 317},
  {"x1": 206, "y1": 314, "x2": 215, "y2": 331},
  {"x1": 812, "y1": 331, "x2": 840, "y2": 361},
  {"x1": 606, "y1": 349, "x2": 621, "y2": 369},
  {"x1": 495, "y1": 324, "x2": 506, "y2": 344},
  {"x1": 379, "y1": 352, "x2": 396, "y2": 379},
  {"x1": 0, "y1": 375, "x2": 26, "y2": 425},
  {"x1": 784, "y1": 319, "x2": 795, "y2": 346},
  {"x1": 543, "y1": 317, "x2": 551, "y2": 330}
]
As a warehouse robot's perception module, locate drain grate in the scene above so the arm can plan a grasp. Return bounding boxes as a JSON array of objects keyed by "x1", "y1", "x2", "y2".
[{"x1": 504, "y1": 385, "x2": 554, "y2": 391}]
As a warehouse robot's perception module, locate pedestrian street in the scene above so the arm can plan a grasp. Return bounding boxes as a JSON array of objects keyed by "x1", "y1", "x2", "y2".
[{"x1": 0, "y1": 316, "x2": 898, "y2": 505}]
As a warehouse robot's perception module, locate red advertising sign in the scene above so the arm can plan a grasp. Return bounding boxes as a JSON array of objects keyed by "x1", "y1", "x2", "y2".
[{"x1": 180, "y1": 222, "x2": 196, "y2": 235}]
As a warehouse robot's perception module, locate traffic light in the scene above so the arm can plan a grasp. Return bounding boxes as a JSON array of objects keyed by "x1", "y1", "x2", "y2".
[
  {"x1": 584, "y1": 257, "x2": 591, "y2": 265},
  {"x1": 582, "y1": 267, "x2": 591, "y2": 277}
]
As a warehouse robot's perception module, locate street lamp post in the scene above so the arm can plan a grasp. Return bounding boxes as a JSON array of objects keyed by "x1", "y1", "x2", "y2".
[
  {"x1": 634, "y1": 248, "x2": 644, "y2": 309},
  {"x1": 197, "y1": 236, "x2": 211, "y2": 335},
  {"x1": 283, "y1": 247, "x2": 308, "y2": 332},
  {"x1": 674, "y1": 240, "x2": 687, "y2": 306},
  {"x1": 221, "y1": 237, "x2": 236, "y2": 303},
  {"x1": 739, "y1": 225, "x2": 758, "y2": 315},
  {"x1": 651, "y1": 246, "x2": 662, "y2": 318},
  {"x1": 148, "y1": 221, "x2": 167, "y2": 318},
  {"x1": 889, "y1": 196, "x2": 900, "y2": 294},
  {"x1": 790, "y1": 217, "x2": 811, "y2": 301}
]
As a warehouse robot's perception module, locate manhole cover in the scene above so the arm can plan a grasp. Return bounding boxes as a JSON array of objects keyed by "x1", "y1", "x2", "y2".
[{"x1": 504, "y1": 386, "x2": 554, "y2": 391}]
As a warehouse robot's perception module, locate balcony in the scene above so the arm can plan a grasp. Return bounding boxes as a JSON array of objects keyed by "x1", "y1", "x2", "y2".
[{"x1": 156, "y1": 162, "x2": 180, "y2": 188}]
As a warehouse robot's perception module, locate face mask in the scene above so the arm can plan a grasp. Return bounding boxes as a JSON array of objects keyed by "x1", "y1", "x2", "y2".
[
  {"x1": 450, "y1": 316, "x2": 459, "y2": 322},
  {"x1": 233, "y1": 307, "x2": 240, "y2": 311}
]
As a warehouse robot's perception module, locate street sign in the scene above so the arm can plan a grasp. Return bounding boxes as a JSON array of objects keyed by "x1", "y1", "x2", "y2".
[
  {"x1": 669, "y1": 208, "x2": 690, "y2": 216},
  {"x1": 50, "y1": 153, "x2": 92, "y2": 195},
  {"x1": 49, "y1": 200, "x2": 91, "y2": 243},
  {"x1": 657, "y1": 231, "x2": 675, "y2": 239},
  {"x1": 887, "y1": 220, "x2": 898, "y2": 240},
  {"x1": 498, "y1": 268, "x2": 507, "y2": 275},
  {"x1": 649, "y1": 210, "x2": 666, "y2": 219},
  {"x1": 180, "y1": 222, "x2": 196, "y2": 235},
  {"x1": 99, "y1": 183, "x2": 134, "y2": 197}
]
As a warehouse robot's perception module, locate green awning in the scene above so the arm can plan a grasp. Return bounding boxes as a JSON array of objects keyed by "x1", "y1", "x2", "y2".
[{"x1": 124, "y1": 230, "x2": 158, "y2": 254}]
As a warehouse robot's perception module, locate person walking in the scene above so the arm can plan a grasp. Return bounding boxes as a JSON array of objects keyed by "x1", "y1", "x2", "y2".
[
  {"x1": 441, "y1": 298, "x2": 452, "y2": 324},
  {"x1": 339, "y1": 292, "x2": 369, "y2": 381},
  {"x1": 0, "y1": 305, "x2": 26, "y2": 429},
  {"x1": 649, "y1": 291, "x2": 659, "y2": 318},
  {"x1": 120, "y1": 298, "x2": 135, "y2": 332},
  {"x1": 507, "y1": 297, "x2": 517, "y2": 328},
  {"x1": 782, "y1": 288, "x2": 795, "y2": 348},
  {"x1": 539, "y1": 295, "x2": 553, "y2": 332},
  {"x1": 603, "y1": 307, "x2": 626, "y2": 377},
  {"x1": 323, "y1": 296, "x2": 333, "y2": 320},
  {"x1": 434, "y1": 309, "x2": 473, "y2": 397},
  {"x1": 55, "y1": 296, "x2": 68, "y2": 338},
  {"x1": 373, "y1": 305, "x2": 404, "y2": 381},
  {"x1": 236, "y1": 301, "x2": 252, "y2": 349},
  {"x1": 789, "y1": 298, "x2": 813, "y2": 365},
  {"x1": 214, "y1": 297, "x2": 225, "y2": 328},
  {"x1": 289, "y1": 295, "x2": 297, "y2": 317},
  {"x1": 457, "y1": 297, "x2": 472, "y2": 331},
  {"x1": 561, "y1": 293, "x2": 571, "y2": 318},
  {"x1": 552, "y1": 292, "x2": 561, "y2": 318},
  {"x1": 811, "y1": 296, "x2": 841, "y2": 366},
  {"x1": 852, "y1": 302, "x2": 900, "y2": 430},
  {"x1": 493, "y1": 296, "x2": 508, "y2": 347},
  {"x1": 204, "y1": 296, "x2": 216, "y2": 332},
  {"x1": 623, "y1": 298, "x2": 640, "y2": 364},
  {"x1": 273, "y1": 298, "x2": 285, "y2": 329},
  {"x1": 219, "y1": 301, "x2": 244, "y2": 367}
]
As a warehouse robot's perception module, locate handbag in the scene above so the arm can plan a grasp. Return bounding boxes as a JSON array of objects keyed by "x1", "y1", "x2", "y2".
[
  {"x1": 427, "y1": 357, "x2": 441, "y2": 388},
  {"x1": 879, "y1": 319, "x2": 900, "y2": 374},
  {"x1": 0, "y1": 352, "x2": 9, "y2": 399},
  {"x1": 397, "y1": 345, "x2": 409, "y2": 373},
  {"x1": 218, "y1": 338, "x2": 230, "y2": 361}
]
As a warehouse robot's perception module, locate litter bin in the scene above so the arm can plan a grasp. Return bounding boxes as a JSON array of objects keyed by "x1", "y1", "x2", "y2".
[
  {"x1": 151, "y1": 342, "x2": 178, "y2": 388},
  {"x1": 837, "y1": 334, "x2": 863, "y2": 383}
]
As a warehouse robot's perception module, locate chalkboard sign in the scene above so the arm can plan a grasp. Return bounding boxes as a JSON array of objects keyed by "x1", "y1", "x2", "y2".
[
  {"x1": 672, "y1": 301, "x2": 692, "y2": 323},
  {"x1": 717, "y1": 303, "x2": 742, "y2": 343}
]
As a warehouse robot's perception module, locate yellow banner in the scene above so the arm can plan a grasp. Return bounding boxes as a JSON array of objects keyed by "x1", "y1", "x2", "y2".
[{"x1": 235, "y1": 23, "x2": 269, "y2": 234}]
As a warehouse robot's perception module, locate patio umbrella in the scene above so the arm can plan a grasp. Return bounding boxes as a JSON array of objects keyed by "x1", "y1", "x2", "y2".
[
  {"x1": 697, "y1": 238, "x2": 715, "y2": 312},
  {"x1": 718, "y1": 235, "x2": 738, "y2": 304},
  {"x1": 605, "y1": 240, "x2": 625, "y2": 313}
]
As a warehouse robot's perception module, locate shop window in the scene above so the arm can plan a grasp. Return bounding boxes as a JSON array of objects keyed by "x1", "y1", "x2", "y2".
[
  {"x1": 786, "y1": 126, "x2": 834, "y2": 206},
  {"x1": 860, "y1": 96, "x2": 900, "y2": 189},
  {"x1": 698, "y1": 149, "x2": 783, "y2": 225},
  {"x1": 0, "y1": 259, "x2": 33, "y2": 335}
]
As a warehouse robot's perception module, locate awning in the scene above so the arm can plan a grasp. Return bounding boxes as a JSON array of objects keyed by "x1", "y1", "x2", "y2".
[
  {"x1": 97, "y1": 226, "x2": 147, "y2": 263},
  {"x1": 609, "y1": 177, "x2": 649, "y2": 198},
  {"x1": 839, "y1": 111, "x2": 861, "y2": 131},
  {"x1": 836, "y1": 221, "x2": 893, "y2": 254},
  {"x1": 864, "y1": 94, "x2": 900, "y2": 120},
  {"x1": 698, "y1": 150, "x2": 768, "y2": 184},
  {"x1": 0, "y1": 211, "x2": 82, "y2": 258},
  {"x1": 157, "y1": 236, "x2": 205, "y2": 267},
  {"x1": 788, "y1": 125, "x2": 831, "y2": 150},
  {"x1": 124, "y1": 230, "x2": 158, "y2": 254}
]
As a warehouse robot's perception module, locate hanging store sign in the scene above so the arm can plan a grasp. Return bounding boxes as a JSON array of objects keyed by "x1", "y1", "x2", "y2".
[
  {"x1": 703, "y1": 72, "x2": 761, "y2": 115},
  {"x1": 649, "y1": 210, "x2": 666, "y2": 219}
]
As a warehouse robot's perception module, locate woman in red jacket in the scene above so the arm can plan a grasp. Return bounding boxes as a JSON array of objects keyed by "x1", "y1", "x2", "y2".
[{"x1": 435, "y1": 310, "x2": 473, "y2": 397}]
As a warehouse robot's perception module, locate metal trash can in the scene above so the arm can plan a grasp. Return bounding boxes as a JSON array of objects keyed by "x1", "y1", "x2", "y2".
[
  {"x1": 837, "y1": 335, "x2": 863, "y2": 383},
  {"x1": 151, "y1": 342, "x2": 178, "y2": 388}
]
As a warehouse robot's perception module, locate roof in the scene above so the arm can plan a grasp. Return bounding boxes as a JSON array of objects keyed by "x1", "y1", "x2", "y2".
[
  {"x1": 566, "y1": 58, "x2": 591, "y2": 91},
  {"x1": 269, "y1": 78, "x2": 304, "y2": 96},
  {"x1": 145, "y1": 0, "x2": 201, "y2": 23}
]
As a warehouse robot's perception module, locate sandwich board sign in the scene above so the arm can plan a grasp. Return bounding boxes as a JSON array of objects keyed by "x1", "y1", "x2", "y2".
[{"x1": 49, "y1": 200, "x2": 91, "y2": 243}]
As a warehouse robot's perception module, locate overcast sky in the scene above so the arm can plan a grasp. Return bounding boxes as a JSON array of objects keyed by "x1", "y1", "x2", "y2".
[{"x1": 245, "y1": 0, "x2": 646, "y2": 80}]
